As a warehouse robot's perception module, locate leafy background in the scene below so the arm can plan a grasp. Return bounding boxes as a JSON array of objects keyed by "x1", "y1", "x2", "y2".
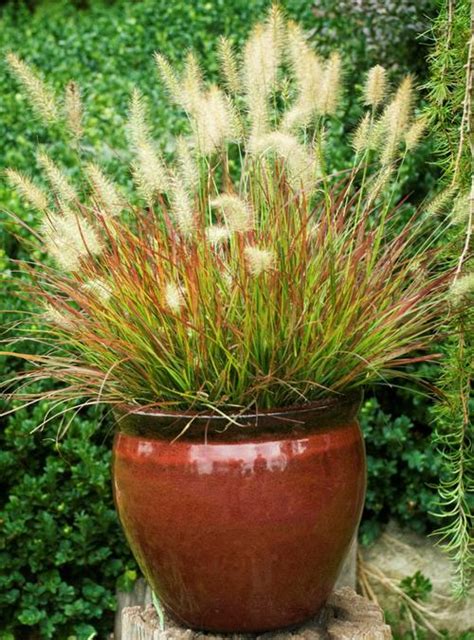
[{"x1": 0, "y1": 0, "x2": 456, "y2": 638}]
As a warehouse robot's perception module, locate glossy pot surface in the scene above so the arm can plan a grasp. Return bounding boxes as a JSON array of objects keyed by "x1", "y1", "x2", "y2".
[{"x1": 112, "y1": 394, "x2": 366, "y2": 632}]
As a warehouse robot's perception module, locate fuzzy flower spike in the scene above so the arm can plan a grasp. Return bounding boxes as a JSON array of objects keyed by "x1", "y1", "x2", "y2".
[{"x1": 2, "y1": 8, "x2": 453, "y2": 436}]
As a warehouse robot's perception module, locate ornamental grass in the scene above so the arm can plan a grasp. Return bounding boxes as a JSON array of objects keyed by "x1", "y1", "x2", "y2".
[{"x1": 2, "y1": 7, "x2": 457, "y2": 418}]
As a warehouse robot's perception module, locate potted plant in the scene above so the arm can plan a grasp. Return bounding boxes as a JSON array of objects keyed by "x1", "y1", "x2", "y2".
[{"x1": 3, "y1": 7, "x2": 456, "y2": 633}]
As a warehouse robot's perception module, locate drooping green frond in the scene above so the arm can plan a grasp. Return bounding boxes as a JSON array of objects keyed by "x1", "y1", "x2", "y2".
[
  {"x1": 426, "y1": 0, "x2": 473, "y2": 597},
  {"x1": 424, "y1": 0, "x2": 471, "y2": 190},
  {"x1": 431, "y1": 309, "x2": 474, "y2": 597}
]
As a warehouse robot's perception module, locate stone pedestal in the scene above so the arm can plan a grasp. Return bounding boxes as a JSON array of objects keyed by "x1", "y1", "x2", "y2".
[{"x1": 121, "y1": 587, "x2": 392, "y2": 640}]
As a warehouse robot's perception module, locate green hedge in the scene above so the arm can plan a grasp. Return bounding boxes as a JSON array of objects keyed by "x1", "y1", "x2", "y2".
[
  {"x1": 359, "y1": 393, "x2": 442, "y2": 545},
  {"x1": 0, "y1": 402, "x2": 137, "y2": 640},
  {"x1": 0, "y1": 1, "x2": 445, "y2": 638}
]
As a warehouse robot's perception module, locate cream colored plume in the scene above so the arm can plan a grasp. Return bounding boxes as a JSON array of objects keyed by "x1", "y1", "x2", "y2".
[
  {"x1": 158, "y1": 51, "x2": 239, "y2": 154},
  {"x1": 378, "y1": 75, "x2": 414, "y2": 165},
  {"x1": 155, "y1": 53, "x2": 183, "y2": 105},
  {"x1": 425, "y1": 186, "x2": 456, "y2": 217},
  {"x1": 170, "y1": 176, "x2": 196, "y2": 236},
  {"x1": 450, "y1": 192, "x2": 470, "y2": 224},
  {"x1": 86, "y1": 164, "x2": 124, "y2": 217},
  {"x1": 315, "y1": 53, "x2": 342, "y2": 116},
  {"x1": 6, "y1": 52, "x2": 59, "y2": 123},
  {"x1": 283, "y1": 21, "x2": 323, "y2": 130},
  {"x1": 206, "y1": 225, "x2": 231, "y2": 246},
  {"x1": 244, "y1": 246, "x2": 275, "y2": 276},
  {"x1": 450, "y1": 273, "x2": 474, "y2": 301},
  {"x1": 42, "y1": 212, "x2": 102, "y2": 271},
  {"x1": 155, "y1": 51, "x2": 205, "y2": 114},
  {"x1": 37, "y1": 151, "x2": 77, "y2": 204},
  {"x1": 251, "y1": 131, "x2": 319, "y2": 194},
  {"x1": 132, "y1": 150, "x2": 169, "y2": 203},
  {"x1": 352, "y1": 113, "x2": 372, "y2": 154},
  {"x1": 211, "y1": 194, "x2": 253, "y2": 233},
  {"x1": 82, "y1": 278, "x2": 112, "y2": 302},
  {"x1": 404, "y1": 115, "x2": 427, "y2": 151},
  {"x1": 128, "y1": 88, "x2": 151, "y2": 148},
  {"x1": 176, "y1": 137, "x2": 199, "y2": 192},
  {"x1": 192, "y1": 86, "x2": 240, "y2": 155},
  {"x1": 243, "y1": 6, "x2": 285, "y2": 140},
  {"x1": 364, "y1": 65, "x2": 387, "y2": 108},
  {"x1": 43, "y1": 303, "x2": 75, "y2": 331},
  {"x1": 218, "y1": 37, "x2": 240, "y2": 95},
  {"x1": 165, "y1": 282, "x2": 185, "y2": 313},
  {"x1": 181, "y1": 52, "x2": 204, "y2": 112},
  {"x1": 366, "y1": 166, "x2": 393, "y2": 209},
  {"x1": 64, "y1": 81, "x2": 83, "y2": 141},
  {"x1": 286, "y1": 21, "x2": 312, "y2": 89},
  {"x1": 127, "y1": 89, "x2": 169, "y2": 201},
  {"x1": 5, "y1": 169, "x2": 49, "y2": 212}
]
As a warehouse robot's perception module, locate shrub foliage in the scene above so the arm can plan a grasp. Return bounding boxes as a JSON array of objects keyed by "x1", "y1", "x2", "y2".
[{"x1": 0, "y1": 401, "x2": 136, "y2": 639}]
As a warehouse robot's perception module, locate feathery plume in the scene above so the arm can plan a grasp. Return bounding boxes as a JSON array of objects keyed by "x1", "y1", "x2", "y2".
[
  {"x1": 176, "y1": 137, "x2": 199, "y2": 192},
  {"x1": 316, "y1": 53, "x2": 342, "y2": 116},
  {"x1": 369, "y1": 118, "x2": 386, "y2": 153},
  {"x1": 165, "y1": 282, "x2": 185, "y2": 313},
  {"x1": 5, "y1": 168, "x2": 49, "y2": 211},
  {"x1": 366, "y1": 166, "x2": 393, "y2": 208},
  {"x1": 42, "y1": 212, "x2": 102, "y2": 271},
  {"x1": 221, "y1": 270, "x2": 234, "y2": 290},
  {"x1": 192, "y1": 86, "x2": 240, "y2": 155},
  {"x1": 450, "y1": 273, "x2": 474, "y2": 301},
  {"x1": 218, "y1": 37, "x2": 240, "y2": 95},
  {"x1": 37, "y1": 151, "x2": 77, "y2": 204},
  {"x1": 6, "y1": 52, "x2": 59, "y2": 123},
  {"x1": 245, "y1": 85, "x2": 268, "y2": 141},
  {"x1": 404, "y1": 115, "x2": 427, "y2": 151},
  {"x1": 127, "y1": 88, "x2": 150, "y2": 148},
  {"x1": 206, "y1": 225, "x2": 231, "y2": 246},
  {"x1": 243, "y1": 7, "x2": 285, "y2": 140},
  {"x1": 127, "y1": 90, "x2": 169, "y2": 201},
  {"x1": 352, "y1": 112, "x2": 372, "y2": 154},
  {"x1": 132, "y1": 150, "x2": 169, "y2": 203},
  {"x1": 267, "y1": 4, "x2": 286, "y2": 55},
  {"x1": 244, "y1": 246, "x2": 275, "y2": 276},
  {"x1": 286, "y1": 21, "x2": 311, "y2": 87},
  {"x1": 283, "y1": 21, "x2": 323, "y2": 130},
  {"x1": 154, "y1": 53, "x2": 182, "y2": 105},
  {"x1": 64, "y1": 81, "x2": 83, "y2": 141},
  {"x1": 251, "y1": 131, "x2": 318, "y2": 193},
  {"x1": 86, "y1": 164, "x2": 124, "y2": 217},
  {"x1": 181, "y1": 51, "x2": 204, "y2": 112},
  {"x1": 211, "y1": 194, "x2": 253, "y2": 233},
  {"x1": 450, "y1": 192, "x2": 470, "y2": 224},
  {"x1": 43, "y1": 303, "x2": 75, "y2": 331},
  {"x1": 379, "y1": 75, "x2": 414, "y2": 165},
  {"x1": 82, "y1": 278, "x2": 112, "y2": 302},
  {"x1": 170, "y1": 175, "x2": 196, "y2": 236},
  {"x1": 364, "y1": 65, "x2": 387, "y2": 108},
  {"x1": 425, "y1": 186, "x2": 456, "y2": 217}
]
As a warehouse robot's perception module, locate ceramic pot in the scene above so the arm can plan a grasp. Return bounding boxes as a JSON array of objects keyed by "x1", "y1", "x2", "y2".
[{"x1": 112, "y1": 393, "x2": 366, "y2": 633}]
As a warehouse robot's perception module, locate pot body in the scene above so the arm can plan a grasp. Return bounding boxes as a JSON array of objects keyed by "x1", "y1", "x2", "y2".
[{"x1": 112, "y1": 396, "x2": 366, "y2": 633}]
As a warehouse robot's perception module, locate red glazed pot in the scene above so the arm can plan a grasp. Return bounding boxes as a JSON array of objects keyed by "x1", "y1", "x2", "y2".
[{"x1": 112, "y1": 393, "x2": 366, "y2": 633}]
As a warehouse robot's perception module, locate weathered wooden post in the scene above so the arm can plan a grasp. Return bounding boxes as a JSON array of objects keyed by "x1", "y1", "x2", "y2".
[{"x1": 121, "y1": 587, "x2": 392, "y2": 640}]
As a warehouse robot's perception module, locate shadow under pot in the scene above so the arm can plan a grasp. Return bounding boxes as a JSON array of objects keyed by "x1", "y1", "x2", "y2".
[{"x1": 112, "y1": 392, "x2": 366, "y2": 633}]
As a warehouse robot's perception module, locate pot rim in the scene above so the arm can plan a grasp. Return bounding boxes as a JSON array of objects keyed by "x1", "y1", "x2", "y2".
[{"x1": 115, "y1": 389, "x2": 362, "y2": 423}]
